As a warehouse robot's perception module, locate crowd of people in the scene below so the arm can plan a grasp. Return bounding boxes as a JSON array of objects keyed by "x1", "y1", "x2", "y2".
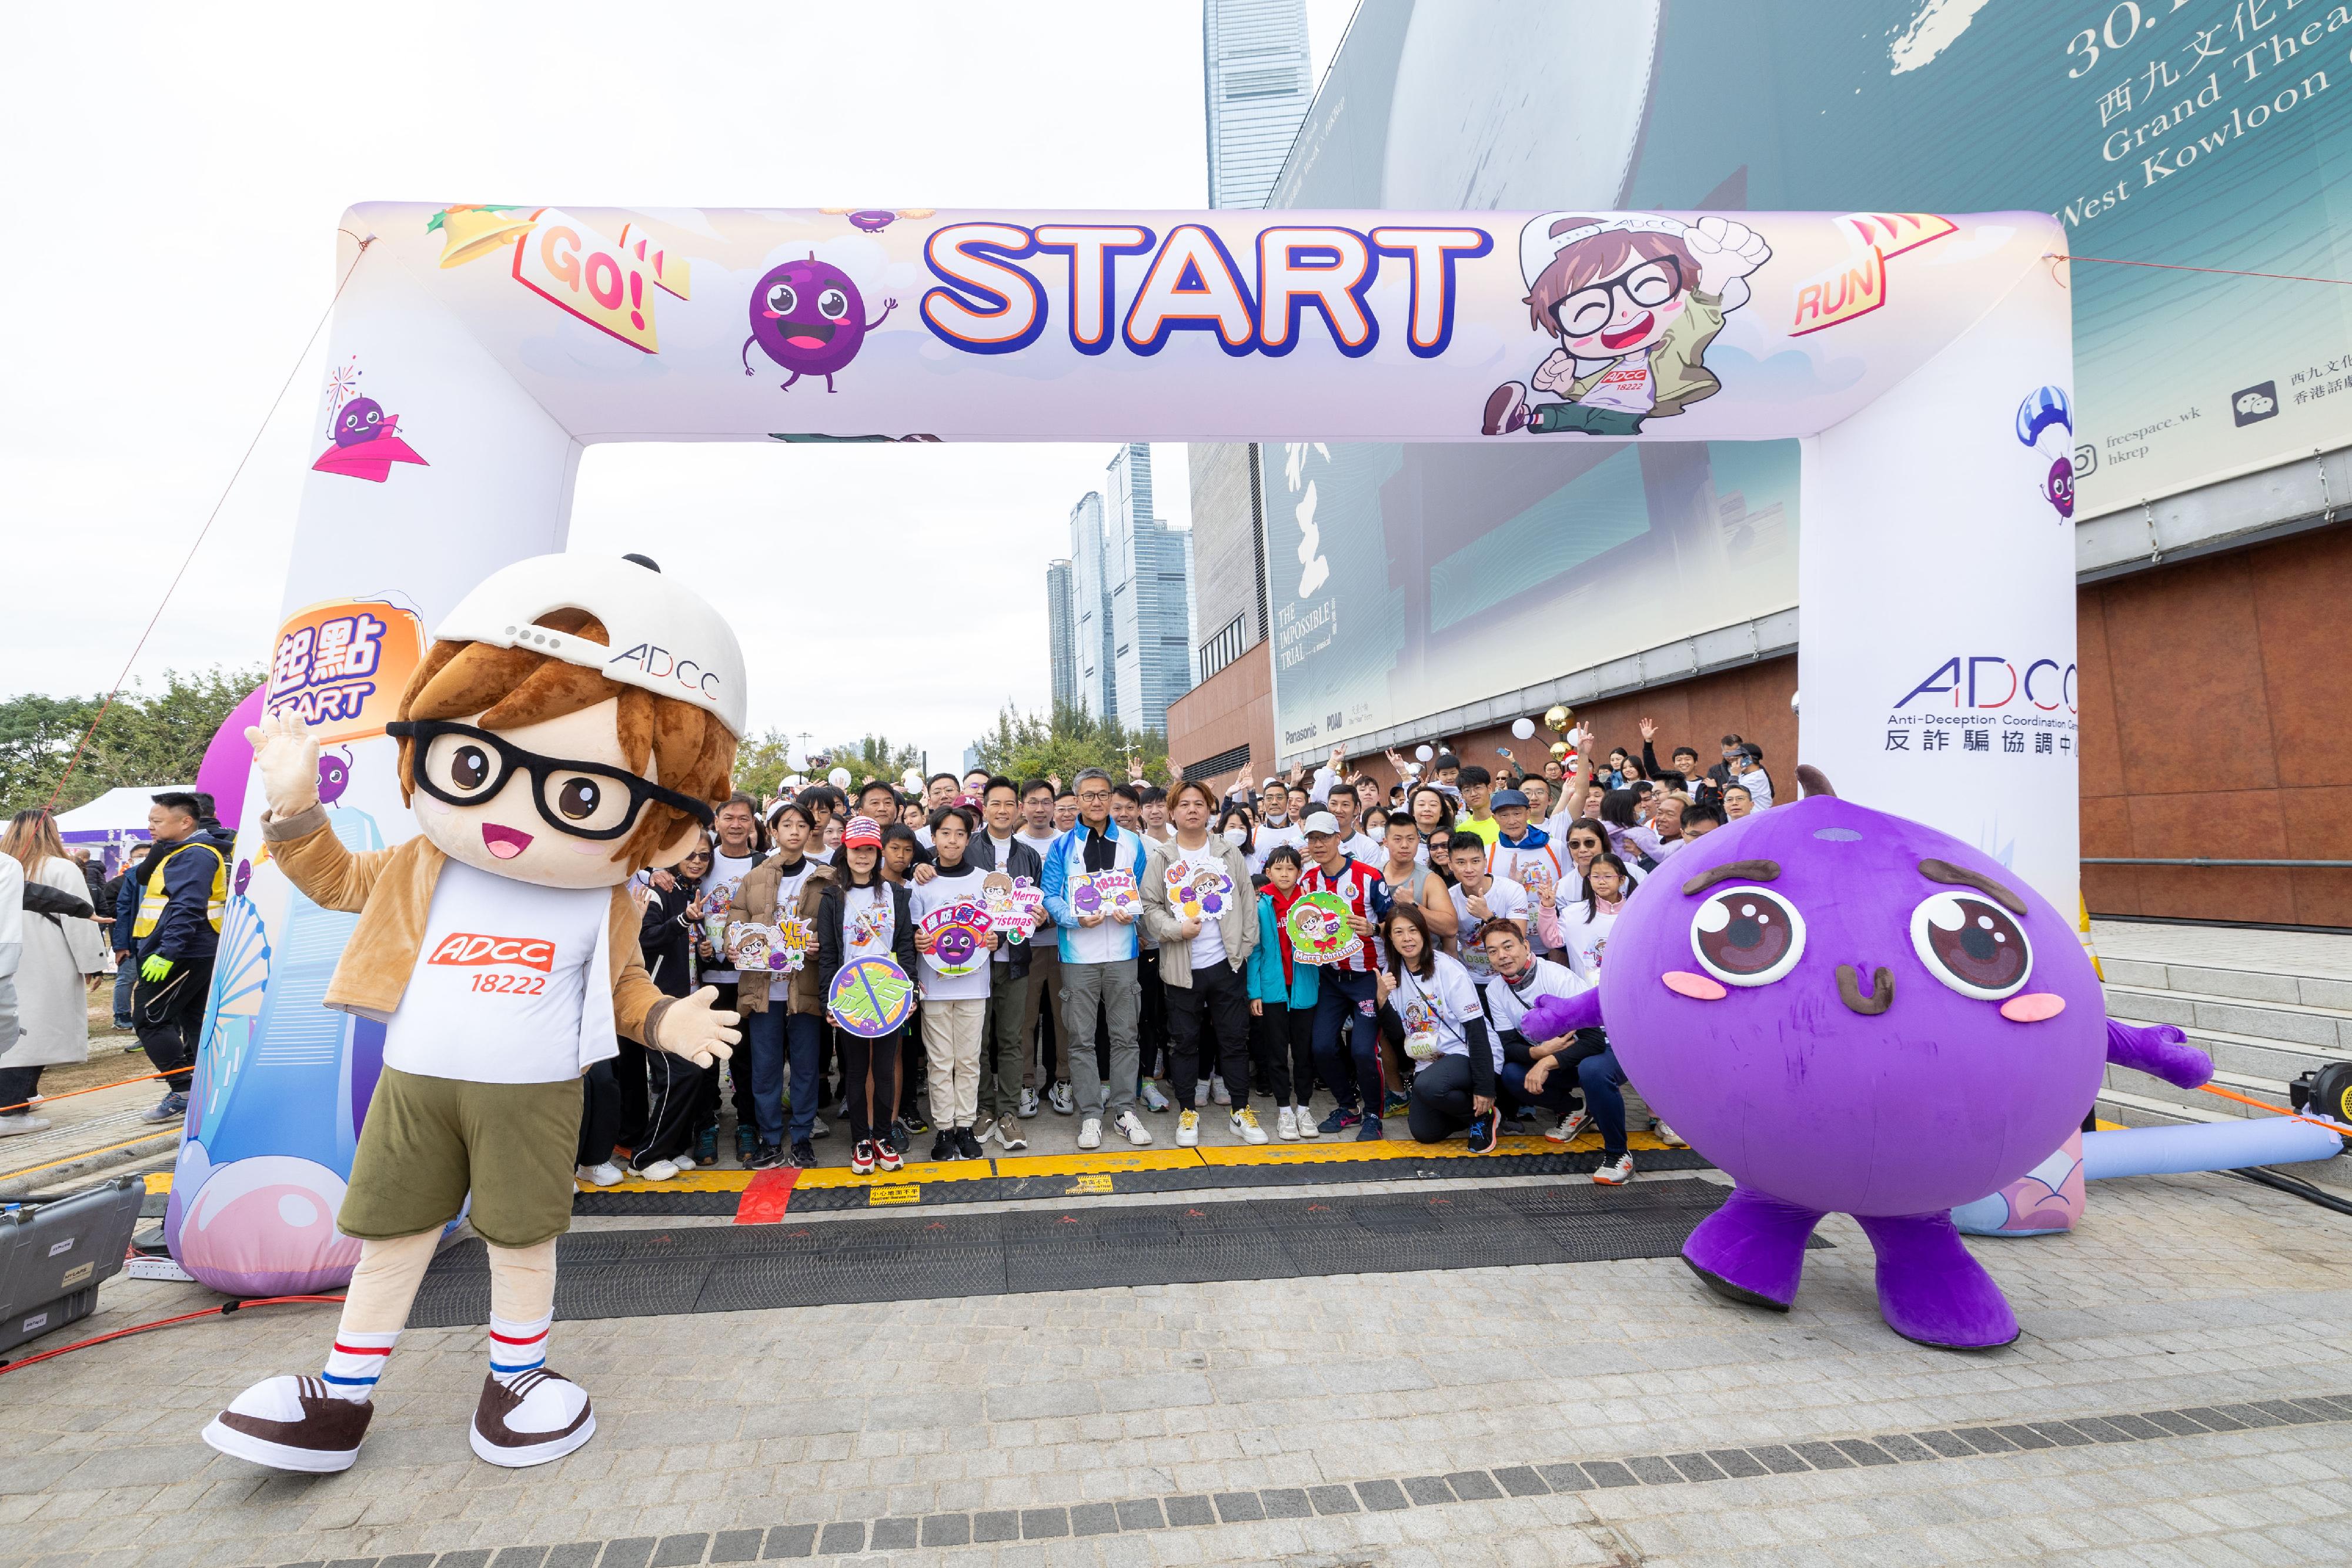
[{"x1": 587, "y1": 720, "x2": 1779, "y2": 1189}]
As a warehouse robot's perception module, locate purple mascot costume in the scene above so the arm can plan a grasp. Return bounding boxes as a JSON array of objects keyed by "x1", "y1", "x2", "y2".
[{"x1": 1525, "y1": 767, "x2": 2213, "y2": 1349}]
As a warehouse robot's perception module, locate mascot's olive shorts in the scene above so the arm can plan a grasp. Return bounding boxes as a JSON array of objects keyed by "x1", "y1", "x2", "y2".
[{"x1": 338, "y1": 1067, "x2": 582, "y2": 1248}]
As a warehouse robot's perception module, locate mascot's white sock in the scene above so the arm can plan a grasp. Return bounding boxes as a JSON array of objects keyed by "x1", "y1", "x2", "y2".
[
  {"x1": 485, "y1": 1238, "x2": 560, "y2": 1388},
  {"x1": 319, "y1": 1229, "x2": 441, "y2": 1400}
]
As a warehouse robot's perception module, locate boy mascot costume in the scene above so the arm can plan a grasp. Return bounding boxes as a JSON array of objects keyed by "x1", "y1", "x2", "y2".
[{"x1": 203, "y1": 553, "x2": 744, "y2": 1473}]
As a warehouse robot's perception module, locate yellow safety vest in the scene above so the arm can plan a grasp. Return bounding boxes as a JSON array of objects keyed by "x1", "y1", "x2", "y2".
[{"x1": 132, "y1": 841, "x2": 228, "y2": 940}]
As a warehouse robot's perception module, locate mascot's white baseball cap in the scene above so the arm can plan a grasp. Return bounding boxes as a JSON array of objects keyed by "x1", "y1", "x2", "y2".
[
  {"x1": 435, "y1": 552, "x2": 748, "y2": 738},
  {"x1": 1518, "y1": 213, "x2": 1690, "y2": 289}
]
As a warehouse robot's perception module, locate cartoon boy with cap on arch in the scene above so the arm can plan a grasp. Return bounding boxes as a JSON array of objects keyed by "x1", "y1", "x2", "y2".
[{"x1": 1484, "y1": 213, "x2": 1771, "y2": 438}]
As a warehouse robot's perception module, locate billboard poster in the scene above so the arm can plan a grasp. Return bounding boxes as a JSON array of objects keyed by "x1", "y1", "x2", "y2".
[{"x1": 1266, "y1": 0, "x2": 2351, "y2": 754}]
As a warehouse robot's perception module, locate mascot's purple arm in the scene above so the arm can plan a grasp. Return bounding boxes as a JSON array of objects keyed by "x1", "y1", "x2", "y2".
[{"x1": 1516, "y1": 997, "x2": 2214, "y2": 1350}]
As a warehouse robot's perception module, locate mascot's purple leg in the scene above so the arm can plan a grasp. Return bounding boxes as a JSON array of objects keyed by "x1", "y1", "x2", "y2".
[
  {"x1": 1854, "y1": 1211, "x2": 2020, "y2": 1350},
  {"x1": 1682, "y1": 1187, "x2": 1824, "y2": 1310}
]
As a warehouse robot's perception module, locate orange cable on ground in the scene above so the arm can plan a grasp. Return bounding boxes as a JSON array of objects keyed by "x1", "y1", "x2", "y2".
[
  {"x1": 3, "y1": 1066, "x2": 180, "y2": 1118},
  {"x1": 0, "y1": 1296, "x2": 345, "y2": 1375},
  {"x1": 41, "y1": 236, "x2": 375, "y2": 811},
  {"x1": 2196, "y1": 1079, "x2": 2352, "y2": 1136}
]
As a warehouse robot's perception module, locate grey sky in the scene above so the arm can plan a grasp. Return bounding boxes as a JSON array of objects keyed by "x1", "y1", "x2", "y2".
[{"x1": 0, "y1": 1, "x2": 1352, "y2": 772}]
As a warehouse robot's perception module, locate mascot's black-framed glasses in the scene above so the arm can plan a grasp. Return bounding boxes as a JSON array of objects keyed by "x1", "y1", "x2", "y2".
[{"x1": 386, "y1": 720, "x2": 717, "y2": 840}]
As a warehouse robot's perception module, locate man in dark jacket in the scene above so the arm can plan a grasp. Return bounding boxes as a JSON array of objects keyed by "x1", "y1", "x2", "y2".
[
  {"x1": 967, "y1": 776, "x2": 1043, "y2": 1149},
  {"x1": 131, "y1": 793, "x2": 235, "y2": 1122}
]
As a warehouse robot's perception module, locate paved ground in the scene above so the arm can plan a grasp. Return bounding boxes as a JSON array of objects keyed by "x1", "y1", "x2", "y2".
[{"x1": 6, "y1": 1160, "x2": 2350, "y2": 1568}]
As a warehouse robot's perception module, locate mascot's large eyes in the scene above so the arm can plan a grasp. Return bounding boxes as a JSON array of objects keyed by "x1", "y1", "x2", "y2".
[
  {"x1": 766, "y1": 282, "x2": 798, "y2": 315},
  {"x1": 817, "y1": 286, "x2": 849, "y2": 320},
  {"x1": 1910, "y1": 891, "x2": 2032, "y2": 1000},
  {"x1": 1689, "y1": 885, "x2": 1805, "y2": 987},
  {"x1": 542, "y1": 770, "x2": 632, "y2": 835},
  {"x1": 423, "y1": 733, "x2": 504, "y2": 799}
]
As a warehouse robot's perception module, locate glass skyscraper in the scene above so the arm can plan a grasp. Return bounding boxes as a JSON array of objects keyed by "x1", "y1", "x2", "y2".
[{"x1": 1202, "y1": 0, "x2": 1313, "y2": 208}]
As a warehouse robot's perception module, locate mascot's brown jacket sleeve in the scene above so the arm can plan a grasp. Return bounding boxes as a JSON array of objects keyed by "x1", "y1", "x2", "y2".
[{"x1": 261, "y1": 803, "x2": 679, "y2": 1049}]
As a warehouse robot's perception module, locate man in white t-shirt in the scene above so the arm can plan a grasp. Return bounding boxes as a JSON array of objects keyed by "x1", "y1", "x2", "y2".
[
  {"x1": 1139, "y1": 781, "x2": 1261, "y2": 1148},
  {"x1": 1442, "y1": 837, "x2": 1528, "y2": 979},
  {"x1": 693, "y1": 793, "x2": 766, "y2": 1164},
  {"x1": 1013, "y1": 777, "x2": 1064, "y2": 1116}
]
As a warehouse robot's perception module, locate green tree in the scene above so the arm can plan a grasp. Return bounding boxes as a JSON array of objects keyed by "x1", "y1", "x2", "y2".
[
  {"x1": 968, "y1": 702, "x2": 1169, "y2": 788},
  {"x1": 0, "y1": 667, "x2": 263, "y2": 817},
  {"x1": 730, "y1": 727, "x2": 797, "y2": 802},
  {"x1": 808, "y1": 734, "x2": 921, "y2": 791}
]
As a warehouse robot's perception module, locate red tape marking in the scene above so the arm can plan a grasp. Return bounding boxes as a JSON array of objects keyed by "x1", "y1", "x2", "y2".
[{"x1": 733, "y1": 1166, "x2": 800, "y2": 1225}]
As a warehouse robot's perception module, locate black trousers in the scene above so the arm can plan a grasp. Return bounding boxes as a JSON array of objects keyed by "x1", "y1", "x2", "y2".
[
  {"x1": 839, "y1": 1027, "x2": 903, "y2": 1146},
  {"x1": 0, "y1": 1064, "x2": 42, "y2": 1116},
  {"x1": 691, "y1": 981, "x2": 751, "y2": 1132},
  {"x1": 1166, "y1": 961, "x2": 1252, "y2": 1109},
  {"x1": 610, "y1": 1038, "x2": 650, "y2": 1151},
  {"x1": 1406, "y1": 1053, "x2": 1486, "y2": 1143},
  {"x1": 1254, "y1": 1001, "x2": 1317, "y2": 1104},
  {"x1": 577, "y1": 1059, "x2": 620, "y2": 1166},
  {"x1": 1137, "y1": 959, "x2": 1168, "y2": 1081},
  {"x1": 634, "y1": 1045, "x2": 704, "y2": 1167},
  {"x1": 134, "y1": 957, "x2": 213, "y2": 1094}
]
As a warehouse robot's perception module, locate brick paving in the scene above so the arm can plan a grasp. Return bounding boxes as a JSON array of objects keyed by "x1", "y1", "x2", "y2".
[{"x1": 4, "y1": 1168, "x2": 2350, "y2": 1566}]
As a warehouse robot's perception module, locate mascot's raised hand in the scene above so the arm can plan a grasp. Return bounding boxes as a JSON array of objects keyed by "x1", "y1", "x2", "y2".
[
  {"x1": 659, "y1": 984, "x2": 740, "y2": 1067},
  {"x1": 245, "y1": 706, "x2": 322, "y2": 817}
]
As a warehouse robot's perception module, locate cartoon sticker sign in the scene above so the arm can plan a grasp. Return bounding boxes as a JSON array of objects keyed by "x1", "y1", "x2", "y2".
[
  {"x1": 1284, "y1": 891, "x2": 1361, "y2": 967},
  {"x1": 727, "y1": 918, "x2": 814, "y2": 974},
  {"x1": 1164, "y1": 857, "x2": 1234, "y2": 922},
  {"x1": 827, "y1": 955, "x2": 916, "y2": 1038},
  {"x1": 1070, "y1": 868, "x2": 1140, "y2": 921},
  {"x1": 311, "y1": 356, "x2": 428, "y2": 483},
  {"x1": 917, "y1": 900, "x2": 993, "y2": 978},
  {"x1": 981, "y1": 871, "x2": 1045, "y2": 944},
  {"x1": 265, "y1": 597, "x2": 427, "y2": 740},
  {"x1": 512, "y1": 208, "x2": 692, "y2": 354}
]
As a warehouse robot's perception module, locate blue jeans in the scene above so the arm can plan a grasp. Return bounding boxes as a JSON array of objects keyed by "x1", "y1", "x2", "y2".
[
  {"x1": 111, "y1": 965, "x2": 134, "y2": 1030},
  {"x1": 1309, "y1": 969, "x2": 1381, "y2": 1114},
  {"x1": 1499, "y1": 1046, "x2": 1628, "y2": 1155},
  {"x1": 749, "y1": 1009, "x2": 825, "y2": 1148}
]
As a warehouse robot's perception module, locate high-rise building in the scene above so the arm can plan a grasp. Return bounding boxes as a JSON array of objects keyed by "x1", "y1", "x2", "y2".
[
  {"x1": 1068, "y1": 492, "x2": 1115, "y2": 724},
  {"x1": 1104, "y1": 443, "x2": 1197, "y2": 734},
  {"x1": 1202, "y1": 0, "x2": 1313, "y2": 209},
  {"x1": 1045, "y1": 558, "x2": 1077, "y2": 712}
]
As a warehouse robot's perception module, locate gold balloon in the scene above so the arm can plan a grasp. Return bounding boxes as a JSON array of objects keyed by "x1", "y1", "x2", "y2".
[
  {"x1": 1549, "y1": 741, "x2": 1571, "y2": 759},
  {"x1": 1544, "y1": 704, "x2": 1572, "y2": 732}
]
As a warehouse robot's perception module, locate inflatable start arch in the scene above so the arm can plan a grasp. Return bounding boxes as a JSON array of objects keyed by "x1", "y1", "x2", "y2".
[{"x1": 170, "y1": 202, "x2": 2073, "y2": 1292}]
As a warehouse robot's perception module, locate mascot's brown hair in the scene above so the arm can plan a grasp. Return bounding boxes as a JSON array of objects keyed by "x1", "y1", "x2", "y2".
[{"x1": 393, "y1": 608, "x2": 736, "y2": 870}]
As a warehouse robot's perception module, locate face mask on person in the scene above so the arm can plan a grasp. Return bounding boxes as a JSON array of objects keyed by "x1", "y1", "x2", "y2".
[{"x1": 1222, "y1": 826, "x2": 1248, "y2": 846}]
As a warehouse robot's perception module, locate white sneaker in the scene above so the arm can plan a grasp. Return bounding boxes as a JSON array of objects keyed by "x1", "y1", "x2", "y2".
[
  {"x1": 810, "y1": 1115, "x2": 830, "y2": 1139},
  {"x1": 1141, "y1": 1079, "x2": 1172, "y2": 1113},
  {"x1": 1193, "y1": 1078, "x2": 1210, "y2": 1109},
  {"x1": 1176, "y1": 1109, "x2": 1200, "y2": 1147},
  {"x1": 576, "y1": 1162, "x2": 623, "y2": 1188},
  {"x1": 1545, "y1": 1109, "x2": 1591, "y2": 1145},
  {"x1": 1294, "y1": 1102, "x2": 1320, "y2": 1139},
  {"x1": 1230, "y1": 1108, "x2": 1268, "y2": 1146},
  {"x1": 0, "y1": 1114, "x2": 54, "y2": 1136},
  {"x1": 1653, "y1": 1122, "x2": 1686, "y2": 1148},
  {"x1": 1275, "y1": 1105, "x2": 1298, "y2": 1141},
  {"x1": 1078, "y1": 1118, "x2": 1102, "y2": 1151},
  {"x1": 1211, "y1": 1074, "x2": 1232, "y2": 1107},
  {"x1": 1115, "y1": 1109, "x2": 1153, "y2": 1146},
  {"x1": 634, "y1": 1158, "x2": 681, "y2": 1181},
  {"x1": 670, "y1": 1151, "x2": 696, "y2": 1171},
  {"x1": 995, "y1": 1119, "x2": 1028, "y2": 1152},
  {"x1": 1593, "y1": 1152, "x2": 1635, "y2": 1186},
  {"x1": 1050, "y1": 1081, "x2": 1076, "y2": 1115},
  {"x1": 1018, "y1": 1087, "x2": 1040, "y2": 1118}
]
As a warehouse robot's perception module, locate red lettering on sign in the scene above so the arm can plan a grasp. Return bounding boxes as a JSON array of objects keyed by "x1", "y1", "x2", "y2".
[{"x1": 427, "y1": 932, "x2": 557, "y2": 972}]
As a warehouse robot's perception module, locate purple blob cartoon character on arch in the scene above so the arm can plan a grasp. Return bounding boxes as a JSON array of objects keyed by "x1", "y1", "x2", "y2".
[{"x1": 742, "y1": 256, "x2": 897, "y2": 393}]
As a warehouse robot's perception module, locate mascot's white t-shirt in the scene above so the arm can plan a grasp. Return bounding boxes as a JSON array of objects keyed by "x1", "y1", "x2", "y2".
[{"x1": 384, "y1": 860, "x2": 613, "y2": 1084}]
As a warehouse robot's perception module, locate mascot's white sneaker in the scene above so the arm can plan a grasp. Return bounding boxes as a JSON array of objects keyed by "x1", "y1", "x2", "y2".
[
  {"x1": 202, "y1": 1375, "x2": 373, "y2": 1473},
  {"x1": 470, "y1": 1368, "x2": 596, "y2": 1467}
]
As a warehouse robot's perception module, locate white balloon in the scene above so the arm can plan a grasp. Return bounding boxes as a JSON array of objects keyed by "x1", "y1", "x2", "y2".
[
  {"x1": 1790, "y1": 689, "x2": 1801, "y2": 715},
  {"x1": 1415, "y1": 744, "x2": 1434, "y2": 762},
  {"x1": 1511, "y1": 718, "x2": 1536, "y2": 740},
  {"x1": 827, "y1": 767, "x2": 852, "y2": 789},
  {"x1": 902, "y1": 768, "x2": 923, "y2": 789}
]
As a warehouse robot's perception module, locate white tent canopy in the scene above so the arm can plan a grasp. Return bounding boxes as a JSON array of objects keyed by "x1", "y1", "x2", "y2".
[{"x1": 54, "y1": 785, "x2": 193, "y2": 845}]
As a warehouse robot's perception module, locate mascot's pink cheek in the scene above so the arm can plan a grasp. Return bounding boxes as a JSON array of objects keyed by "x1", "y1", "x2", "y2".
[
  {"x1": 422, "y1": 797, "x2": 452, "y2": 815},
  {"x1": 1663, "y1": 971, "x2": 1727, "y2": 1001},
  {"x1": 2000, "y1": 992, "x2": 2066, "y2": 1022},
  {"x1": 570, "y1": 839, "x2": 607, "y2": 855}
]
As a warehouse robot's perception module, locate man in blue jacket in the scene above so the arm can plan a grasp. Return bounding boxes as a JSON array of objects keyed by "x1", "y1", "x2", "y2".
[
  {"x1": 131, "y1": 792, "x2": 235, "y2": 1123},
  {"x1": 1038, "y1": 768, "x2": 1152, "y2": 1152},
  {"x1": 103, "y1": 844, "x2": 150, "y2": 1033}
]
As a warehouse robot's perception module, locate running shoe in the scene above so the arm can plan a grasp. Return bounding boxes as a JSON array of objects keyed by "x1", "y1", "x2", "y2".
[
  {"x1": 973, "y1": 1114, "x2": 997, "y2": 1142},
  {"x1": 1355, "y1": 1114, "x2": 1383, "y2": 1142},
  {"x1": 746, "y1": 1145, "x2": 784, "y2": 1172},
  {"x1": 789, "y1": 1140, "x2": 817, "y2": 1169},
  {"x1": 736, "y1": 1125, "x2": 756, "y2": 1163},
  {"x1": 954, "y1": 1126, "x2": 985, "y2": 1161},
  {"x1": 851, "y1": 1141, "x2": 877, "y2": 1175},
  {"x1": 1049, "y1": 1081, "x2": 1076, "y2": 1115},
  {"x1": 0, "y1": 1114, "x2": 54, "y2": 1137},
  {"x1": 900, "y1": 1109, "x2": 932, "y2": 1135},
  {"x1": 1383, "y1": 1089, "x2": 1411, "y2": 1121},
  {"x1": 1275, "y1": 1106, "x2": 1298, "y2": 1141},
  {"x1": 1318, "y1": 1105, "x2": 1361, "y2": 1136},
  {"x1": 1018, "y1": 1087, "x2": 1040, "y2": 1119},
  {"x1": 1141, "y1": 1079, "x2": 1172, "y2": 1113},
  {"x1": 1653, "y1": 1121, "x2": 1687, "y2": 1148},
  {"x1": 995, "y1": 1119, "x2": 1029, "y2": 1152},
  {"x1": 1466, "y1": 1108, "x2": 1501, "y2": 1156},
  {"x1": 1230, "y1": 1108, "x2": 1268, "y2": 1146},
  {"x1": 931, "y1": 1131, "x2": 958, "y2": 1162},
  {"x1": 810, "y1": 1115, "x2": 830, "y2": 1140},
  {"x1": 1114, "y1": 1109, "x2": 1153, "y2": 1146},
  {"x1": 1176, "y1": 1109, "x2": 1200, "y2": 1147},
  {"x1": 1077, "y1": 1118, "x2": 1102, "y2": 1151},
  {"x1": 633, "y1": 1158, "x2": 682, "y2": 1182},
  {"x1": 875, "y1": 1139, "x2": 904, "y2": 1174},
  {"x1": 695, "y1": 1128, "x2": 718, "y2": 1168},
  {"x1": 140, "y1": 1092, "x2": 188, "y2": 1124},
  {"x1": 1592, "y1": 1152, "x2": 1635, "y2": 1185},
  {"x1": 576, "y1": 1162, "x2": 624, "y2": 1187},
  {"x1": 1211, "y1": 1075, "x2": 1231, "y2": 1107},
  {"x1": 1545, "y1": 1109, "x2": 1592, "y2": 1145},
  {"x1": 1294, "y1": 1103, "x2": 1321, "y2": 1139}
]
